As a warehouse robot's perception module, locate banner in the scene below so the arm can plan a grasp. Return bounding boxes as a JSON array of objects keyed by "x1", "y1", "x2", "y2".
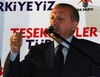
[{"x1": 0, "y1": 0, "x2": 100, "y2": 76}]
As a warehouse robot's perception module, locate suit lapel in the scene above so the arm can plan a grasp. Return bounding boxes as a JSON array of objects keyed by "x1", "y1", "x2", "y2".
[
  {"x1": 63, "y1": 44, "x2": 75, "y2": 74},
  {"x1": 44, "y1": 41, "x2": 55, "y2": 68},
  {"x1": 63, "y1": 36, "x2": 79, "y2": 74}
]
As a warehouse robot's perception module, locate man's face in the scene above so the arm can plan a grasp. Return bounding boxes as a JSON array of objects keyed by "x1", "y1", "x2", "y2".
[{"x1": 50, "y1": 7, "x2": 78, "y2": 39}]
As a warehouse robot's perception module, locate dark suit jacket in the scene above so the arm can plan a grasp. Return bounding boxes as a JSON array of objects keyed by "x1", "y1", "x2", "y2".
[{"x1": 3, "y1": 36, "x2": 100, "y2": 77}]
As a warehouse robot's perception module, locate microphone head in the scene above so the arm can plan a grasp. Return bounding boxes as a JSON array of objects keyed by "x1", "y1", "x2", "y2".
[{"x1": 45, "y1": 26, "x2": 56, "y2": 34}]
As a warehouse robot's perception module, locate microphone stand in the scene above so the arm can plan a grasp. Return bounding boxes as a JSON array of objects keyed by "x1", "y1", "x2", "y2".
[{"x1": 53, "y1": 32, "x2": 100, "y2": 67}]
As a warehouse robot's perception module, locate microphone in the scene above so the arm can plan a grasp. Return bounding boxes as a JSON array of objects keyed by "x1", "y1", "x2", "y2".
[{"x1": 45, "y1": 26, "x2": 56, "y2": 34}]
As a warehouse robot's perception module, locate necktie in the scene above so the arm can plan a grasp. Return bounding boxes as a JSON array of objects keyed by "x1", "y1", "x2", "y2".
[{"x1": 55, "y1": 44, "x2": 64, "y2": 77}]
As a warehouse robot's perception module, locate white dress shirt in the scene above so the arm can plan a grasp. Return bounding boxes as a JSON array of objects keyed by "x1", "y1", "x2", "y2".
[{"x1": 54, "y1": 35, "x2": 73, "y2": 63}]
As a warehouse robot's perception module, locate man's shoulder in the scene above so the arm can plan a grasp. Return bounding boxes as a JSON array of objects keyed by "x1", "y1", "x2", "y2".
[
  {"x1": 72, "y1": 36, "x2": 100, "y2": 48},
  {"x1": 78, "y1": 38, "x2": 99, "y2": 45}
]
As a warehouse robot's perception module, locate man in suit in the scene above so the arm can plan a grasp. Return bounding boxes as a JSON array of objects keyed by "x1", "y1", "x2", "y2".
[{"x1": 3, "y1": 3, "x2": 100, "y2": 77}]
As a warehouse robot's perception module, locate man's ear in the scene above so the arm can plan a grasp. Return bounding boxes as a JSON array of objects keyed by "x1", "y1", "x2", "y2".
[{"x1": 72, "y1": 22, "x2": 78, "y2": 31}]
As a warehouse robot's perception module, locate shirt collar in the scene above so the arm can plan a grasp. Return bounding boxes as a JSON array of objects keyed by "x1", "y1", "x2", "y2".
[{"x1": 54, "y1": 35, "x2": 73, "y2": 49}]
